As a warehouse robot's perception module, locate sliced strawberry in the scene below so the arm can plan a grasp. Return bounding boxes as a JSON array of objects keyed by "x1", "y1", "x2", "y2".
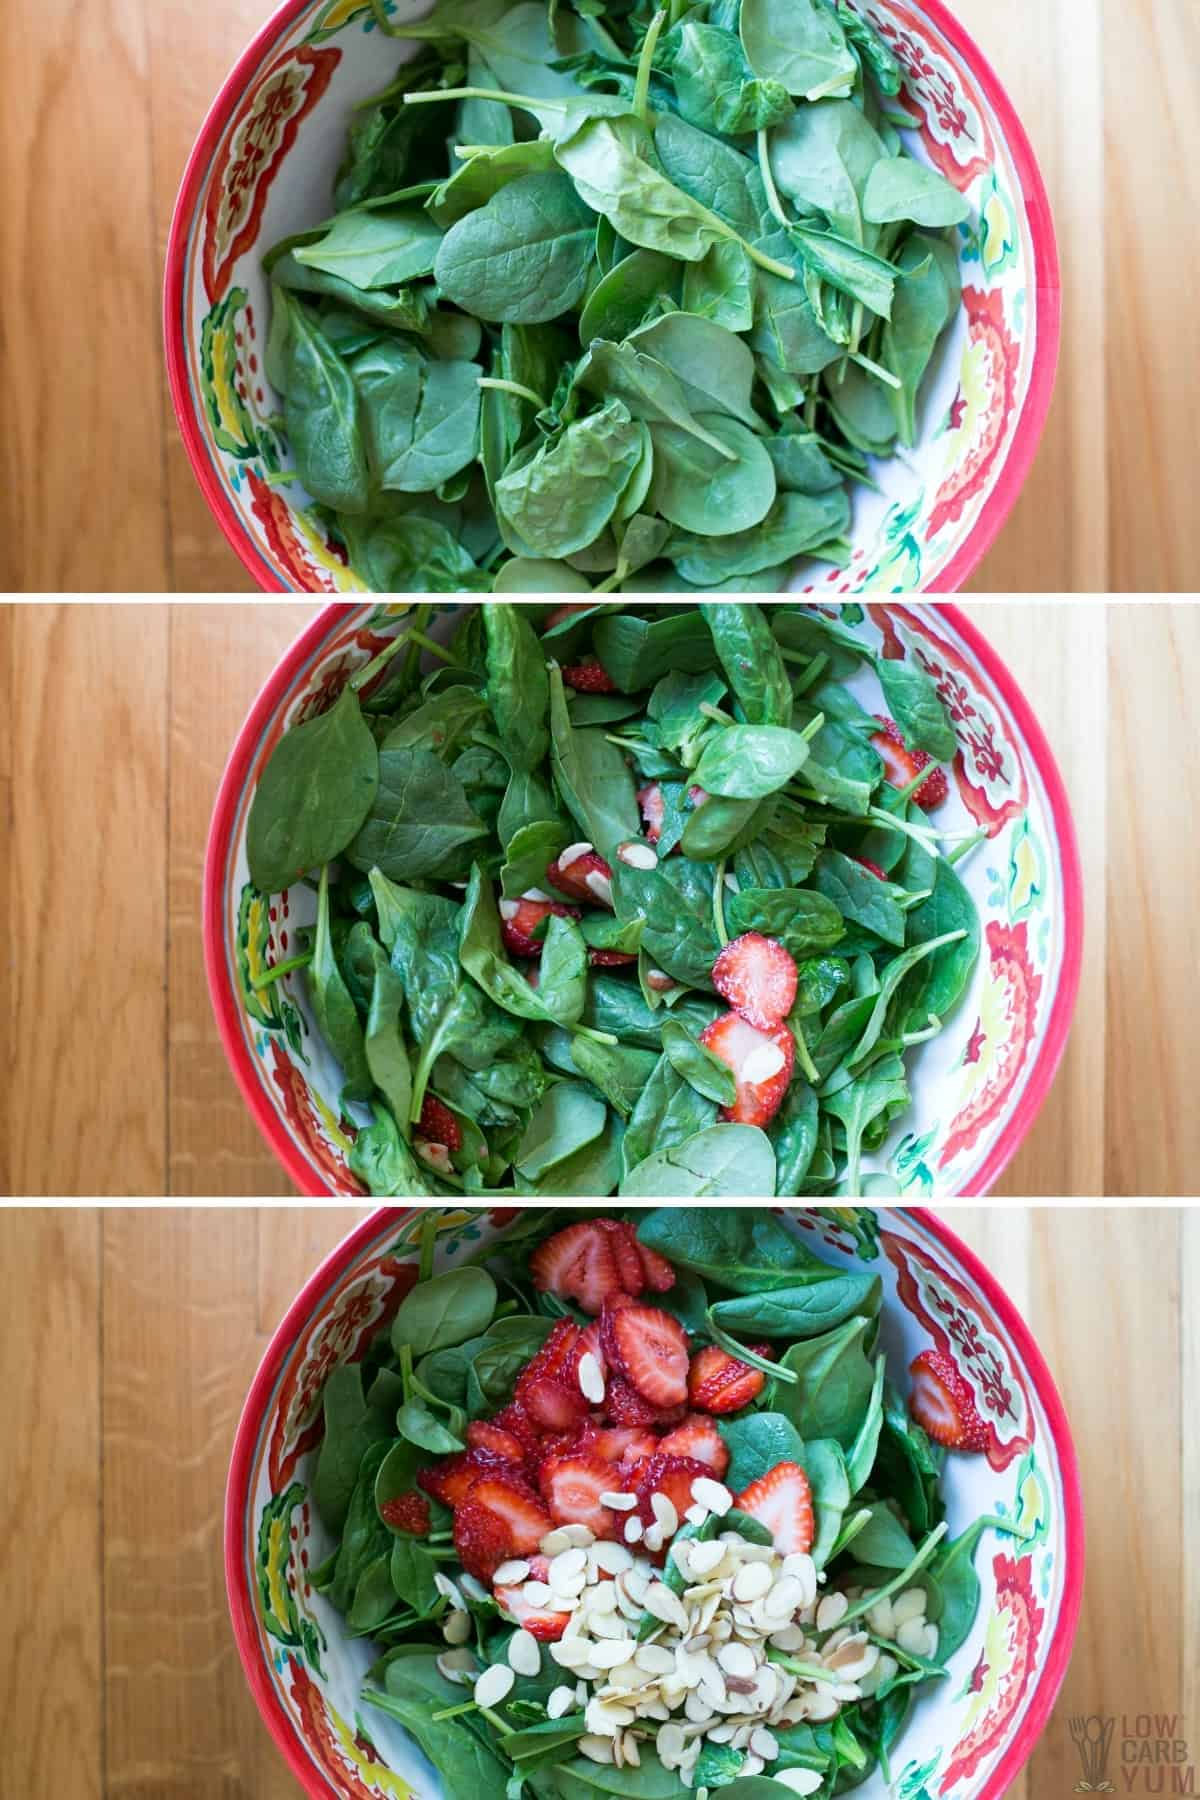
[
  {"x1": 598, "y1": 1219, "x2": 650, "y2": 1296},
  {"x1": 417, "y1": 1448, "x2": 514, "y2": 1509},
  {"x1": 608, "y1": 1305, "x2": 690, "y2": 1409},
  {"x1": 379, "y1": 1492, "x2": 431, "y2": 1535},
  {"x1": 567, "y1": 1317, "x2": 608, "y2": 1386},
  {"x1": 524, "y1": 1319, "x2": 583, "y2": 1386},
  {"x1": 596, "y1": 1292, "x2": 642, "y2": 1370},
  {"x1": 699, "y1": 1012, "x2": 795, "y2": 1130},
  {"x1": 605, "y1": 1376, "x2": 664, "y2": 1429},
  {"x1": 687, "y1": 1344, "x2": 770, "y2": 1416},
  {"x1": 659, "y1": 1414, "x2": 730, "y2": 1476},
  {"x1": 735, "y1": 1461, "x2": 814, "y2": 1556},
  {"x1": 589, "y1": 1425, "x2": 659, "y2": 1467},
  {"x1": 636, "y1": 1240, "x2": 676, "y2": 1294},
  {"x1": 453, "y1": 1497, "x2": 513, "y2": 1581},
  {"x1": 499, "y1": 895, "x2": 581, "y2": 959},
  {"x1": 462, "y1": 1474, "x2": 552, "y2": 1557},
  {"x1": 908, "y1": 1349, "x2": 988, "y2": 1451},
  {"x1": 631, "y1": 1453, "x2": 714, "y2": 1528},
  {"x1": 712, "y1": 931, "x2": 798, "y2": 1032},
  {"x1": 494, "y1": 1580, "x2": 571, "y2": 1640},
  {"x1": 416, "y1": 1094, "x2": 461, "y2": 1152},
  {"x1": 637, "y1": 783, "x2": 664, "y2": 845},
  {"x1": 871, "y1": 715, "x2": 950, "y2": 810},
  {"x1": 853, "y1": 856, "x2": 887, "y2": 881},
  {"x1": 527, "y1": 1430, "x2": 581, "y2": 1474},
  {"x1": 491, "y1": 1404, "x2": 542, "y2": 1464},
  {"x1": 588, "y1": 947, "x2": 638, "y2": 967},
  {"x1": 531, "y1": 1224, "x2": 622, "y2": 1316},
  {"x1": 540, "y1": 1451, "x2": 619, "y2": 1539},
  {"x1": 467, "y1": 1421, "x2": 527, "y2": 1464},
  {"x1": 518, "y1": 1376, "x2": 591, "y2": 1433},
  {"x1": 545, "y1": 848, "x2": 614, "y2": 908},
  {"x1": 562, "y1": 657, "x2": 618, "y2": 693}
]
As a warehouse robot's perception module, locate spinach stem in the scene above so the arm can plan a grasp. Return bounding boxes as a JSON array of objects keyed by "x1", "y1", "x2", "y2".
[
  {"x1": 250, "y1": 951, "x2": 313, "y2": 991},
  {"x1": 633, "y1": 10, "x2": 667, "y2": 127},
  {"x1": 573, "y1": 1024, "x2": 621, "y2": 1047},
  {"x1": 699, "y1": 701, "x2": 734, "y2": 724},
  {"x1": 790, "y1": 650, "x2": 829, "y2": 697},
  {"x1": 349, "y1": 628, "x2": 416, "y2": 694},
  {"x1": 478, "y1": 376, "x2": 548, "y2": 410},
  {"x1": 757, "y1": 128, "x2": 790, "y2": 229},
  {"x1": 793, "y1": 1027, "x2": 820, "y2": 1087},
  {"x1": 742, "y1": 236, "x2": 797, "y2": 281},
  {"x1": 405, "y1": 628, "x2": 461, "y2": 667},
  {"x1": 830, "y1": 1522, "x2": 949, "y2": 1631},
  {"x1": 399, "y1": 1340, "x2": 414, "y2": 1405},
  {"x1": 418, "y1": 1211, "x2": 438, "y2": 1281},
  {"x1": 798, "y1": 710, "x2": 826, "y2": 742},
  {"x1": 403, "y1": 86, "x2": 568, "y2": 113},
  {"x1": 713, "y1": 860, "x2": 729, "y2": 947},
  {"x1": 707, "y1": 1313, "x2": 797, "y2": 1383},
  {"x1": 849, "y1": 349, "x2": 902, "y2": 390},
  {"x1": 947, "y1": 827, "x2": 987, "y2": 867}
]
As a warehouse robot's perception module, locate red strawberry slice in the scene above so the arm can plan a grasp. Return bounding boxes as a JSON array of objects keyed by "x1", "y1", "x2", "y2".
[
  {"x1": 462, "y1": 1474, "x2": 552, "y2": 1557},
  {"x1": 637, "y1": 783, "x2": 664, "y2": 845},
  {"x1": 540, "y1": 1451, "x2": 620, "y2": 1539},
  {"x1": 687, "y1": 1344, "x2": 770, "y2": 1416},
  {"x1": 491, "y1": 1404, "x2": 542, "y2": 1464},
  {"x1": 417, "y1": 1448, "x2": 514, "y2": 1509},
  {"x1": 494, "y1": 1579, "x2": 571, "y2": 1640},
  {"x1": 499, "y1": 895, "x2": 581, "y2": 959},
  {"x1": 416, "y1": 1094, "x2": 462, "y2": 1152},
  {"x1": 871, "y1": 716, "x2": 950, "y2": 810},
  {"x1": 527, "y1": 1431, "x2": 581, "y2": 1473},
  {"x1": 531, "y1": 1223, "x2": 623, "y2": 1316},
  {"x1": 659, "y1": 1414, "x2": 730, "y2": 1476},
  {"x1": 562, "y1": 657, "x2": 618, "y2": 693},
  {"x1": 734, "y1": 1461, "x2": 814, "y2": 1556},
  {"x1": 589, "y1": 1425, "x2": 659, "y2": 1466},
  {"x1": 467, "y1": 1421, "x2": 527, "y2": 1464},
  {"x1": 526, "y1": 1319, "x2": 583, "y2": 1385},
  {"x1": 699, "y1": 1012, "x2": 795, "y2": 1129},
  {"x1": 379, "y1": 1492, "x2": 431, "y2": 1535},
  {"x1": 712, "y1": 931, "x2": 798, "y2": 1031},
  {"x1": 545, "y1": 848, "x2": 614, "y2": 908},
  {"x1": 631, "y1": 1453, "x2": 714, "y2": 1528},
  {"x1": 518, "y1": 1376, "x2": 591, "y2": 1433},
  {"x1": 567, "y1": 1317, "x2": 608, "y2": 1387},
  {"x1": 453, "y1": 1497, "x2": 513, "y2": 1581},
  {"x1": 596, "y1": 1292, "x2": 642, "y2": 1370},
  {"x1": 605, "y1": 1376, "x2": 664, "y2": 1429},
  {"x1": 608, "y1": 1305, "x2": 690, "y2": 1409},
  {"x1": 598, "y1": 1219, "x2": 650, "y2": 1296},
  {"x1": 588, "y1": 948, "x2": 638, "y2": 967},
  {"x1": 853, "y1": 856, "x2": 887, "y2": 880},
  {"x1": 908, "y1": 1350, "x2": 988, "y2": 1451},
  {"x1": 636, "y1": 1239, "x2": 676, "y2": 1294}
]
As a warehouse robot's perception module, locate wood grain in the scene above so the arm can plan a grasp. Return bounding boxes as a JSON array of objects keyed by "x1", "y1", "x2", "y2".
[
  {"x1": 0, "y1": 600, "x2": 1196, "y2": 1197},
  {"x1": 1, "y1": 1204, "x2": 1196, "y2": 1799},
  {"x1": 0, "y1": 0, "x2": 1196, "y2": 590}
]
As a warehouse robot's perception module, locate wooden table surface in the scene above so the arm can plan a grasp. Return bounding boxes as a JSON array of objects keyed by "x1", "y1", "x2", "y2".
[
  {"x1": 2, "y1": 599, "x2": 1197, "y2": 1199},
  {"x1": 1, "y1": 0, "x2": 1197, "y2": 593},
  {"x1": 2, "y1": 1203, "x2": 1196, "y2": 1800}
]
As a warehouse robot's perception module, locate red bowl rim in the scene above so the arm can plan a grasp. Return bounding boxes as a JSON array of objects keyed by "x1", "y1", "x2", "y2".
[
  {"x1": 163, "y1": 0, "x2": 1061, "y2": 595},
  {"x1": 202, "y1": 600, "x2": 1083, "y2": 1199},
  {"x1": 225, "y1": 1203, "x2": 1085, "y2": 1800}
]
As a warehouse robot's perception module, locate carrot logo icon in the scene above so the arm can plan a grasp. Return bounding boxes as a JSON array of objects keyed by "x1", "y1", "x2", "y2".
[{"x1": 1070, "y1": 1717, "x2": 1116, "y2": 1791}]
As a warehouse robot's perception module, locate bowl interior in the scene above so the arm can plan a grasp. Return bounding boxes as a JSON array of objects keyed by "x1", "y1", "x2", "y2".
[
  {"x1": 227, "y1": 1204, "x2": 1082, "y2": 1800},
  {"x1": 205, "y1": 600, "x2": 1080, "y2": 1198},
  {"x1": 168, "y1": 0, "x2": 1058, "y2": 593}
]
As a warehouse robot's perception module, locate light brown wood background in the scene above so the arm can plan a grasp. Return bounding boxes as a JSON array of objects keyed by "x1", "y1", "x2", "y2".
[
  {"x1": 0, "y1": 0, "x2": 1197, "y2": 592},
  {"x1": 1, "y1": 599, "x2": 1197, "y2": 1198},
  {"x1": 1, "y1": 1204, "x2": 1196, "y2": 1800}
]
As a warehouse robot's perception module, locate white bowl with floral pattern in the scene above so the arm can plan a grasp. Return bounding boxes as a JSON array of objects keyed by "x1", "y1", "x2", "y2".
[
  {"x1": 204, "y1": 600, "x2": 1082, "y2": 1198},
  {"x1": 166, "y1": 0, "x2": 1059, "y2": 593},
  {"x1": 226, "y1": 1204, "x2": 1083, "y2": 1799}
]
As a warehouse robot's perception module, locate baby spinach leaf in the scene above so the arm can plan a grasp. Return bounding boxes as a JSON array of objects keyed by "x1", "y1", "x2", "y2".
[
  {"x1": 710, "y1": 1270, "x2": 880, "y2": 1338},
  {"x1": 279, "y1": 294, "x2": 371, "y2": 512},
  {"x1": 630, "y1": 313, "x2": 760, "y2": 428},
  {"x1": 720, "y1": 1410, "x2": 807, "y2": 1490},
  {"x1": 484, "y1": 602, "x2": 550, "y2": 772},
  {"x1": 515, "y1": 1080, "x2": 608, "y2": 1178},
  {"x1": 355, "y1": 342, "x2": 481, "y2": 492},
  {"x1": 682, "y1": 239, "x2": 755, "y2": 333},
  {"x1": 365, "y1": 1659, "x2": 512, "y2": 1796},
  {"x1": 863, "y1": 156, "x2": 969, "y2": 229},
  {"x1": 348, "y1": 746, "x2": 488, "y2": 880},
  {"x1": 622, "y1": 1054, "x2": 719, "y2": 1181},
  {"x1": 705, "y1": 602, "x2": 793, "y2": 726},
  {"x1": 898, "y1": 856, "x2": 980, "y2": 1032},
  {"x1": 770, "y1": 1079, "x2": 820, "y2": 1193},
  {"x1": 309, "y1": 865, "x2": 373, "y2": 1100},
  {"x1": 637, "y1": 1205, "x2": 823, "y2": 1289},
  {"x1": 873, "y1": 653, "x2": 957, "y2": 759},
  {"x1": 247, "y1": 682, "x2": 378, "y2": 894},
  {"x1": 611, "y1": 854, "x2": 721, "y2": 988},
  {"x1": 673, "y1": 22, "x2": 794, "y2": 134},
  {"x1": 883, "y1": 232, "x2": 959, "y2": 445},
  {"x1": 773, "y1": 1314, "x2": 875, "y2": 1447},
  {"x1": 549, "y1": 666, "x2": 641, "y2": 858},
  {"x1": 620, "y1": 1123, "x2": 776, "y2": 1195},
  {"x1": 427, "y1": 137, "x2": 554, "y2": 225},
  {"x1": 845, "y1": 1352, "x2": 886, "y2": 1494},
  {"x1": 349, "y1": 1101, "x2": 440, "y2": 1195},
  {"x1": 726, "y1": 885, "x2": 845, "y2": 956},
  {"x1": 739, "y1": 0, "x2": 857, "y2": 97},
  {"x1": 660, "y1": 1017, "x2": 737, "y2": 1106},
  {"x1": 802, "y1": 1436, "x2": 851, "y2": 1569},
  {"x1": 395, "y1": 1398, "x2": 465, "y2": 1454},
  {"x1": 849, "y1": 1501, "x2": 917, "y2": 1569},
  {"x1": 295, "y1": 206, "x2": 443, "y2": 287},
  {"x1": 364, "y1": 954, "x2": 413, "y2": 1130},
  {"x1": 435, "y1": 171, "x2": 597, "y2": 322},
  {"x1": 591, "y1": 610, "x2": 720, "y2": 690},
  {"x1": 823, "y1": 1052, "x2": 908, "y2": 1196},
  {"x1": 496, "y1": 398, "x2": 645, "y2": 558},
  {"x1": 314, "y1": 1367, "x2": 395, "y2": 1535},
  {"x1": 810, "y1": 848, "x2": 906, "y2": 947},
  {"x1": 649, "y1": 414, "x2": 777, "y2": 538},
  {"x1": 694, "y1": 724, "x2": 814, "y2": 798},
  {"x1": 392, "y1": 1266, "x2": 498, "y2": 1356},
  {"x1": 769, "y1": 98, "x2": 885, "y2": 246},
  {"x1": 578, "y1": 249, "x2": 680, "y2": 344},
  {"x1": 460, "y1": 866, "x2": 589, "y2": 1026},
  {"x1": 568, "y1": 1033, "x2": 659, "y2": 1116}
]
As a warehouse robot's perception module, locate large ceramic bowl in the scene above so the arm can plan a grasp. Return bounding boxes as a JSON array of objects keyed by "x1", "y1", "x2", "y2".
[
  {"x1": 165, "y1": 0, "x2": 1059, "y2": 594},
  {"x1": 203, "y1": 600, "x2": 1082, "y2": 1198},
  {"x1": 226, "y1": 1204, "x2": 1083, "y2": 1799}
]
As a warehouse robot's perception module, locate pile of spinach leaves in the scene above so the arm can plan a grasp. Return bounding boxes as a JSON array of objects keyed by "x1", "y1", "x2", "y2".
[
  {"x1": 263, "y1": 0, "x2": 968, "y2": 591},
  {"x1": 311, "y1": 1206, "x2": 1018, "y2": 1800},
  {"x1": 246, "y1": 601, "x2": 980, "y2": 1199}
]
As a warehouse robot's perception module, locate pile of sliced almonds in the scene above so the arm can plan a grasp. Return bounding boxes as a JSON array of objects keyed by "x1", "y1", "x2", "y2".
[{"x1": 435, "y1": 1473, "x2": 939, "y2": 1794}]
